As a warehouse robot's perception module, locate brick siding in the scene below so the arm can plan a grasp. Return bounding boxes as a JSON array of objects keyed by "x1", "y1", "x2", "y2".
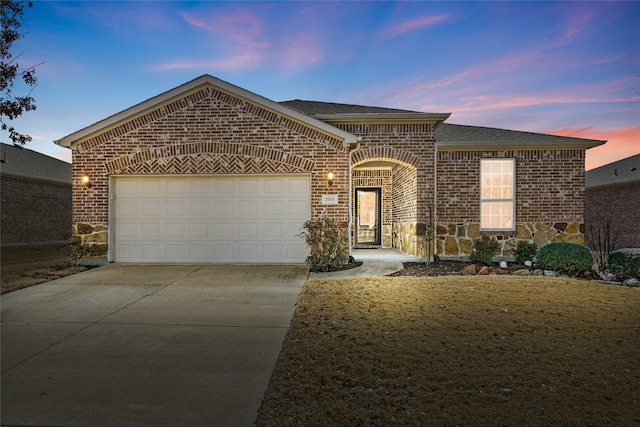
[
  {"x1": 1, "y1": 174, "x2": 72, "y2": 243},
  {"x1": 586, "y1": 183, "x2": 640, "y2": 249}
]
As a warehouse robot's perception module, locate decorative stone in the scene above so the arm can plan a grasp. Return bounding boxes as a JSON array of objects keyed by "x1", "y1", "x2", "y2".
[
  {"x1": 458, "y1": 238, "x2": 473, "y2": 256},
  {"x1": 535, "y1": 222, "x2": 551, "y2": 232},
  {"x1": 461, "y1": 264, "x2": 477, "y2": 275},
  {"x1": 437, "y1": 224, "x2": 448, "y2": 235},
  {"x1": 513, "y1": 269, "x2": 531, "y2": 276},
  {"x1": 444, "y1": 236, "x2": 459, "y2": 256},
  {"x1": 544, "y1": 270, "x2": 557, "y2": 277},
  {"x1": 503, "y1": 239, "x2": 516, "y2": 256},
  {"x1": 495, "y1": 268, "x2": 509, "y2": 275},
  {"x1": 456, "y1": 225, "x2": 466, "y2": 238},
  {"x1": 478, "y1": 266, "x2": 490, "y2": 275},
  {"x1": 516, "y1": 224, "x2": 532, "y2": 240},
  {"x1": 533, "y1": 232, "x2": 548, "y2": 249},
  {"x1": 524, "y1": 260, "x2": 533, "y2": 267},
  {"x1": 566, "y1": 222, "x2": 580, "y2": 234},
  {"x1": 77, "y1": 223, "x2": 95, "y2": 235},
  {"x1": 84, "y1": 231, "x2": 108, "y2": 243},
  {"x1": 93, "y1": 244, "x2": 108, "y2": 257},
  {"x1": 532, "y1": 269, "x2": 544, "y2": 276},
  {"x1": 623, "y1": 277, "x2": 639, "y2": 286},
  {"x1": 467, "y1": 223, "x2": 481, "y2": 239},
  {"x1": 553, "y1": 222, "x2": 568, "y2": 232},
  {"x1": 447, "y1": 223, "x2": 457, "y2": 236}
]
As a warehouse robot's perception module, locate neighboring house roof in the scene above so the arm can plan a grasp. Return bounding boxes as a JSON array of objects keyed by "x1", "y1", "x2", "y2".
[
  {"x1": 279, "y1": 99, "x2": 451, "y2": 125},
  {"x1": 435, "y1": 123, "x2": 606, "y2": 150},
  {"x1": 0, "y1": 142, "x2": 71, "y2": 184},
  {"x1": 585, "y1": 153, "x2": 640, "y2": 190},
  {"x1": 55, "y1": 74, "x2": 359, "y2": 149}
]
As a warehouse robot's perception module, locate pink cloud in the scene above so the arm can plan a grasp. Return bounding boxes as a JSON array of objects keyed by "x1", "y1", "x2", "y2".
[
  {"x1": 155, "y1": 53, "x2": 264, "y2": 71},
  {"x1": 379, "y1": 14, "x2": 451, "y2": 38},
  {"x1": 544, "y1": 126, "x2": 640, "y2": 170}
]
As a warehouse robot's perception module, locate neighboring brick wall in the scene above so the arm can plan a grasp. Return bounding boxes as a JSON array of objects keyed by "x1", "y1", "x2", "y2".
[
  {"x1": 0, "y1": 174, "x2": 72, "y2": 243},
  {"x1": 586, "y1": 183, "x2": 640, "y2": 249}
]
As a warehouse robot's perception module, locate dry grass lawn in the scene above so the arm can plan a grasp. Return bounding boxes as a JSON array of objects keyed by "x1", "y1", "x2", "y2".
[{"x1": 257, "y1": 276, "x2": 640, "y2": 426}]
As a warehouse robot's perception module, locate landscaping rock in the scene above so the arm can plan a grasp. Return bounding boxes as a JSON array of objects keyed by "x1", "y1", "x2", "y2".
[
  {"x1": 478, "y1": 266, "x2": 490, "y2": 275},
  {"x1": 623, "y1": 277, "x2": 639, "y2": 286},
  {"x1": 461, "y1": 264, "x2": 477, "y2": 275},
  {"x1": 513, "y1": 269, "x2": 531, "y2": 276},
  {"x1": 544, "y1": 270, "x2": 557, "y2": 277},
  {"x1": 500, "y1": 261, "x2": 508, "y2": 268},
  {"x1": 494, "y1": 268, "x2": 509, "y2": 275}
]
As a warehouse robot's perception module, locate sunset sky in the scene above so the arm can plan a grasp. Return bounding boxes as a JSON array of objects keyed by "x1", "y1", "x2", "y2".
[{"x1": 6, "y1": 1, "x2": 639, "y2": 170}]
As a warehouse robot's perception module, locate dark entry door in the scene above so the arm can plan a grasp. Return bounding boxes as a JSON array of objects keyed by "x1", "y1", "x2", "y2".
[{"x1": 355, "y1": 188, "x2": 381, "y2": 247}]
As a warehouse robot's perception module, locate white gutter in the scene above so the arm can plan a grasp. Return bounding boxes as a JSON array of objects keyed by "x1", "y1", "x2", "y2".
[{"x1": 348, "y1": 138, "x2": 363, "y2": 256}]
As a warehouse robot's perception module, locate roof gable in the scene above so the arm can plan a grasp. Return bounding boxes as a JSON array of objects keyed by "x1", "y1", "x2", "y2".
[{"x1": 56, "y1": 75, "x2": 359, "y2": 149}]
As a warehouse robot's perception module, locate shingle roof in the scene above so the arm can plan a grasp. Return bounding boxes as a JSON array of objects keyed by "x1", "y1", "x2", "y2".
[
  {"x1": 586, "y1": 153, "x2": 640, "y2": 188},
  {"x1": 279, "y1": 99, "x2": 423, "y2": 116},
  {"x1": 435, "y1": 123, "x2": 606, "y2": 149}
]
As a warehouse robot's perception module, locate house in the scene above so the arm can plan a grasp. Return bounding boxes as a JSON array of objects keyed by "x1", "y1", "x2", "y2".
[
  {"x1": 585, "y1": 154, "x2": 640, "y2": 249},
  {"x1": 0, "y1": 142, "x2": 72, "y2": 244},
  {"x1": 54, "y1": 75, "x2": 605, "y2": 264}
]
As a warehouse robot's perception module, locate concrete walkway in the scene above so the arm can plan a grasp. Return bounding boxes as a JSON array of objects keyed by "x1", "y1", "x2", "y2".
[
  {"x1": 1, "y1": 264, "x2": 307, "y2": 427},
  {"x1": 310, "y1": 248, "x2": 424, "y2": 279}
]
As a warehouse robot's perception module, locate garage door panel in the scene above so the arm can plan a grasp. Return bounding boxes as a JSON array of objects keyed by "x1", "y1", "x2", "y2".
[{"x1": 114, "y1": 176, "x2": 309, "y2": 263}]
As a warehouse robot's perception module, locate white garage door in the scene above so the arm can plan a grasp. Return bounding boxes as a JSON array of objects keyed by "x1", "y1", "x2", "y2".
[{"x1": 113, "y1": 175, "x2": 310, "y2": 263}]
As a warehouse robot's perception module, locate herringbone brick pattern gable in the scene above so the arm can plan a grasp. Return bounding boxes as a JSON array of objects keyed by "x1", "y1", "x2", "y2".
[
  {"x1": 106, "y1": 142, "x2": 315, "y2": 174},
  {"x1": 118, "y1": 153, "x2": 310, "y2": 175}
]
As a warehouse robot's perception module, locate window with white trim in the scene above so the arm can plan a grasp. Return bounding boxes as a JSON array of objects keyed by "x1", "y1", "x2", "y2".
[{"x1": 480, "y1": 159, "x2": 515, "y2": 231}]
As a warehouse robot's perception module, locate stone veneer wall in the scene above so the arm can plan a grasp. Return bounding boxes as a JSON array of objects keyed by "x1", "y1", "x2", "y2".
[
  {"x1": 352, "y1": 169, "x2": 392, "y2": 247},
  {"x1": 70, "y1": 85, "x2": 351, "y2": 260},
  {"x1": 437, "y1": 221, "x2": 585, "y2": 259}
]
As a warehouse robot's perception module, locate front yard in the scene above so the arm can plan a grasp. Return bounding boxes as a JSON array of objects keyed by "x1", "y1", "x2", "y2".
[{"x1": 257, "y1": 276, "x2": 640, "y2": 426}]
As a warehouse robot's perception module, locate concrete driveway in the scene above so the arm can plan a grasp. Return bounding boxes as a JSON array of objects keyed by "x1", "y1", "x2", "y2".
[{"x1": 1, "y1": 264, "x2": 308, "y2": 426}]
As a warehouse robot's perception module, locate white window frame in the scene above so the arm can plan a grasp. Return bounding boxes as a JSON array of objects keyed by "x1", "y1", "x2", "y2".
[{"x1": 480, "y1": 159, "x2": 515, "y2": 231}]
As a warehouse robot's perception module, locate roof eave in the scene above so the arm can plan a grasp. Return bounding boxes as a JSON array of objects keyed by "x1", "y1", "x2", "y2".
[
  {"x1": 55, "y1": 75, "x2": 359, "y2": 149},
  {"x1": 435, "y1": 139, "x2": 607, "y2": 150}
]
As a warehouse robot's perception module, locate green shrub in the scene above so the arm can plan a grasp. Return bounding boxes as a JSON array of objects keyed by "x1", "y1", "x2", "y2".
[
  {"x1": 513, "y1": 241, "x2": 537, "y2": 264},
  {"x1": 298, "y1": 218, "x2": 349, "y2": 272},
  {"x1": 536, "y1": 243, "x2": 593, "y2": 275},
  {"x1": 470, "y1": 239, "x2": 501, "y2": 265},
  {"x1": 608, "y1": 249, "x2": 640, "y2": 280}
]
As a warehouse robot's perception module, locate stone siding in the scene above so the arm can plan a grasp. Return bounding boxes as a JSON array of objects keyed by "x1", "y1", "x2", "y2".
[
  {"x1": 0, "y1": 174, "x2": 72, "y2": 243},
  {"x1": 437, "y1": 221, "x2": 585, "y2": 259}
]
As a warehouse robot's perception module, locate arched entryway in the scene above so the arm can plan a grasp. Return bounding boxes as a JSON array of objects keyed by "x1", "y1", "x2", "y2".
[{"x1": 351, "y1": 158, "x2": 419, "y2": 255}]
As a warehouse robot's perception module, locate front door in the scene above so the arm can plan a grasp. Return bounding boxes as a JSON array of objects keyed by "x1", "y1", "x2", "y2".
[{"x1": 355, "y1": 188, "x2": 381, "y2": 247}]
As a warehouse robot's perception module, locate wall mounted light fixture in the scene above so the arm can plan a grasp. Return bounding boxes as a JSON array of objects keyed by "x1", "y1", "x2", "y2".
[
  {"x1": 327, "y1": 172, "x2": 335, "y2": 186},
  {"x1": 82, "y1": 175, "x2": 92, "y2": 188}
]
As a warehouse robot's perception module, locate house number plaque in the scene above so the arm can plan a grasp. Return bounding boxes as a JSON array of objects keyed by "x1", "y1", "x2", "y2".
[{"x1": 321, "y1": 194, "x2": 339, "y2": 205}]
